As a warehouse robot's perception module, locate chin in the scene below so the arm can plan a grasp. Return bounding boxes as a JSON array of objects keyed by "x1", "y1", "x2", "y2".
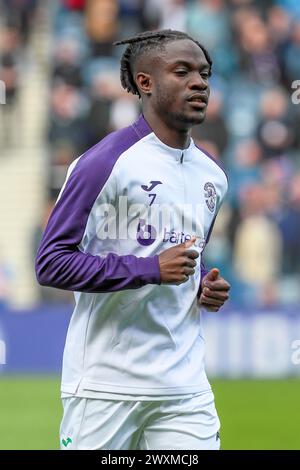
[
  {"x1": 190, "y1": 114, "x2": 206, "y2": 125},
  {"x1": 184, "y1": 112, "x2": 206, "y2": 126},
  {"x1": 168, "y1": 110, "x2": 206, "y2": 129}
]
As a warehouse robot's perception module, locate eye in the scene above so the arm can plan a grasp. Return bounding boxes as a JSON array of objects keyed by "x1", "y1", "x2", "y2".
[
  {"x1": 175, "y1": 69, "x2": 188, "y2": 76},
  {"x1": 200, "y1": 72, "x2": 209, "y2": 80}
]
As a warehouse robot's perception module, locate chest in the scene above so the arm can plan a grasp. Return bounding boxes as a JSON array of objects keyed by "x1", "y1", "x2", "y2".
[{"x1": 113, "y1": 152, "x2": 222, "y2": 239}]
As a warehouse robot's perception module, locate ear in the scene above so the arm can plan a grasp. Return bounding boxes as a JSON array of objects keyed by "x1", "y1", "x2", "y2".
[{"x1": 135, "y1": 72, "x2": 152, "y2": 96}]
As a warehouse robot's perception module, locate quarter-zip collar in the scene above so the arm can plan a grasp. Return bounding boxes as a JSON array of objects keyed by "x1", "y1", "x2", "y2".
[{"x1": 132, "y1": 114, "x2": 195, "y2": 163}]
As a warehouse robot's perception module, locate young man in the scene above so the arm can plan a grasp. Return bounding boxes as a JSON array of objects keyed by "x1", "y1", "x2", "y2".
[{"x1": 36, "y1": 29, "x2": 230, "y2": 450}]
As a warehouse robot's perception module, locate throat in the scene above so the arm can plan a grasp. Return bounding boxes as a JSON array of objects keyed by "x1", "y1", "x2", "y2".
[{"x1": 143, "y1": 110, "x2": 191, "y2": 150}]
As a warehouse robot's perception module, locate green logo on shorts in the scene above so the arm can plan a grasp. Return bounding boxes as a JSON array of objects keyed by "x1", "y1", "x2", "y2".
[{"x1": 62, "y1": 437, "x2": 72, "y2": 447}]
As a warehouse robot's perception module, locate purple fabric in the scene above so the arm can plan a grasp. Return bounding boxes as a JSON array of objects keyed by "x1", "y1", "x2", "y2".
[
  {"x1": 201, "y1": 262, "x2": 209, "y2": 280},
  {"x1": 197, "y1": 215, "x2": 218, "y2": 299},
  {"x1": 197, "y1": 261, "x2": 209, "y2": 300},
  {"x1": 195, "y1": 144, "x2": 229, "y2": 183},
  {"x1": 194, "y1": 146, "x2": 228, "y2": 299},
  {"x1": 35, "y1": 115, "x2": 161, "y2": 293}
]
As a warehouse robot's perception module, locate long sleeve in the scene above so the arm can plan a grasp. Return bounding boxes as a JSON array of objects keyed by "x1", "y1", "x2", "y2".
[
  {"x1": 35, "y1": 129, "x2": 161, "y2": 293},
  {"x1": 196, "y1": 214, "x2": 217, "y2": 299},
  {"x1": 195, "y1": 143, "x2": 228, "y2": 300},
  {"x1": 197, "y1": 260, "x2": 209, "y2": 299}
]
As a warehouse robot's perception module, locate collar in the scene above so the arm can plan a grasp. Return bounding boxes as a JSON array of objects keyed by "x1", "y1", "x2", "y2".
[{"x1": 132, "y1": 114, "x2": 195, "y2": 162}]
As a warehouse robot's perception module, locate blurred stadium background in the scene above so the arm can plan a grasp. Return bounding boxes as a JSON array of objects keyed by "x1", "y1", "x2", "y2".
[{"x1": 0, "y1": 0, "x2": 300, "y2": 450}]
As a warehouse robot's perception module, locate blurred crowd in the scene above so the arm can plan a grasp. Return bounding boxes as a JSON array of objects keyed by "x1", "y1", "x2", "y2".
[
  {"x1": 1, "y1": 0, "x2": 300, "y2": 307},
  {"x1": 0, "y1": 1, "x2": 39, "y2": 146}
]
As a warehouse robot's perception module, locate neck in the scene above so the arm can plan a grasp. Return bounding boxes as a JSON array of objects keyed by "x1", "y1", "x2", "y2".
[{"x1": 143, "y1": 108, "x2": 191, "y2": 150}]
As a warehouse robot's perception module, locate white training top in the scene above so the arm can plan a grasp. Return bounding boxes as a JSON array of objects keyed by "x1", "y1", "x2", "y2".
[{"x1": 36, "y1": 115, "x2": 228, "y2": 400}]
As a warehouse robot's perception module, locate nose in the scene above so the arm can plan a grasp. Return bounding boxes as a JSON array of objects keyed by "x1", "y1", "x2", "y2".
[{"x1": 189, "y1": 72, "x2": 208, "y2": 90}]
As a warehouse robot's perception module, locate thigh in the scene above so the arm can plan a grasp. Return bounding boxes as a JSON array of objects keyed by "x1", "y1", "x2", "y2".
[
  {"x1": 138, "y1": 392, "x2": 221, "y2": 450},
  {"x1": 60, "y1": 397, "x2": 142, "y2": 450}
]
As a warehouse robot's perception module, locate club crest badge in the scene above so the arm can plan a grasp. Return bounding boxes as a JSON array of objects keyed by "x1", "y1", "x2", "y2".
[{"x1": 204, "y1": 182, "x2": 217, "y2": 213}]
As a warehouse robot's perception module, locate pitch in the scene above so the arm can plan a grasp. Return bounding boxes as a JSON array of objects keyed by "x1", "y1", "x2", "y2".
[{"x1": 0, "y1": 377, "x2": 299, "y2": 449}]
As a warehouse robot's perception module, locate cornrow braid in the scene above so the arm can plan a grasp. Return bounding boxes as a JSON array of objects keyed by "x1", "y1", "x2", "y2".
[{"x1": 114, "y1": 29, "x2": 212, "y2": 98}]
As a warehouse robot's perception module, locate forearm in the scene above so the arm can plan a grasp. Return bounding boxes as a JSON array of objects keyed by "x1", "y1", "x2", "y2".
[{"x1": 36, "y1": 248, "x2": 161, "y2": 293}]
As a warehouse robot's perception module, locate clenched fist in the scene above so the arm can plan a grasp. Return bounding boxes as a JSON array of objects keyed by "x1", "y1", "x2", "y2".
[
  {"x1": 158, "y1": 236, "x2": 199, "y2": 285},
  {"x1": 199, "y1": 268, "x2": 230, "y2": 312}
]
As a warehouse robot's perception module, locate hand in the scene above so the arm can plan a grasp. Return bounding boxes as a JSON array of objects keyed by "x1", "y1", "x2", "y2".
[
  {"x1": 198, "y1": 268, "x2": 230, "y2": 312},
  {"x1": 159, "y1": 236, "x2": 199, "y2": 285}
]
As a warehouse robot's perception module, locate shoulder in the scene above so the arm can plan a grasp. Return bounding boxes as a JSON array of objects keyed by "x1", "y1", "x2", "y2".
[
  {"x1": 76, "y1": 125, "x2": 141, "y2": 173},
  {"x1": 64, "y1": 123, "x2": 148, "y2": 191},
  {"x1": 195, "y1": 143, "x2": 228, "y2": 185},
  {"x1": 56, "y1": 123, "x2": 148, "y2": 206}
]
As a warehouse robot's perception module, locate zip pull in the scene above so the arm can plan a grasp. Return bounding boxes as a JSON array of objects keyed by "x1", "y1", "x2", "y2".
[{"x1": 180, "y1": 152, "x2": 184, "y2": 164}]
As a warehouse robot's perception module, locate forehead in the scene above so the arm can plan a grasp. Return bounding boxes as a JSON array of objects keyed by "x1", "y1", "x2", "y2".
[{"x1": 160, "y1": 39, "x2": 209, "y2": 67}]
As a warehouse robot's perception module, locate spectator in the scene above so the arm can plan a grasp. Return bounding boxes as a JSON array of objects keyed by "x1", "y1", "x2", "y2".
[
  {"x1": 48, "y1": 83, "x2": 90, "y2": 156},
  {"x1": 256, "y1": 87, "x2": 296, "y2": 158},
  {"x1": 277, "y1": 172, "x2": 300, "y2": 274},
  {"x1": 233, "y1": 183, "x2": 282, "y2": 302},
  {"x1": 52, "y1": 38, "x2": 83, "y2": 88},
  {"x1": 0, "y1": 24, "x2": 21, "y2": 147},
  {"x1": 85, "y1": 0, "x2": 119, "y2": 56},
  {"x1": 236, "y1": 14, "x2": 281, "y2": 84},
  {"x1": 192, "y1": 88, "x2": 228, "y2": 155}
]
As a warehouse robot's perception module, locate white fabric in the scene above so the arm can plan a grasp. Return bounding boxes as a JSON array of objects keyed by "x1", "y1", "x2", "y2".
[
  {"x1": 60, "y1": 391, "x2": 221, "y2": 450},
  {"x1": 61, "y1": 132, "x2": 228, "y2": 397}
]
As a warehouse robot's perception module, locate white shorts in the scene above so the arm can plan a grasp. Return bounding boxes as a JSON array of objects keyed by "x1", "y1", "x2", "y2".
[{"x1": 60, "y1": 391, "x2": 221, "y2": 450}]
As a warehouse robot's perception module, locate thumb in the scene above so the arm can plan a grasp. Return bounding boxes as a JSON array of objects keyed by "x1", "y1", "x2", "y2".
[
  {"x1": 184, "y1": 236, "x2": 196, "y2": 249},
  {"x1": 205, "y1": 268, "x2": 220, "y2": 282}
]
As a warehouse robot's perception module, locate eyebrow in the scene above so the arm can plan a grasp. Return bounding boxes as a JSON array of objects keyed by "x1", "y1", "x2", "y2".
[{"x1": 169, "y1": 60, "x2": 210, "y2": 71}]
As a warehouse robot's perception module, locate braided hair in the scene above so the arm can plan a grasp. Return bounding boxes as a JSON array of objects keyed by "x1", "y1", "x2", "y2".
[{"x1": 114, "y1": 29, "x2": 212, "y2": 98}]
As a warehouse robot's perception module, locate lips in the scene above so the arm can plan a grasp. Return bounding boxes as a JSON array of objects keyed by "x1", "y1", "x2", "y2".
[
  {"x1": 186, "y1": 94, "x2": 208, "y2": 109},
  {"x1": 188, "y1": 100, "x2": 206, "y2": 109},
  {"x1": 187, "y1": 94, "x2": 208, "y2": 104}
]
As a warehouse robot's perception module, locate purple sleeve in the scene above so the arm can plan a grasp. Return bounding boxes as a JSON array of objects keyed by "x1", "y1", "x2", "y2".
[
  {"x1": 196, "y1": 215, "x2": 217, "y2": 299},
  {"x1": 35, "y1": 125, "x2": 161, "y2": 293},
  {"x1": 195, "y1": 147, "x2": 228, "y2": 300},
  {"x1": 197, "y1": 261, "x2": 209, "y2": 299}
]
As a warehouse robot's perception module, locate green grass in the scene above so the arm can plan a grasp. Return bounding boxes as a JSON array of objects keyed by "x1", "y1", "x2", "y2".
[
  {"x1": 212, "y1": 378, "x2": 300, "y2": 450},
  {"x1": 0, "y1": 376, "x2": 62, "y2": 450},
  {"x1": 0, "y1": 377, "x2": 299, "y2": 449}
]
